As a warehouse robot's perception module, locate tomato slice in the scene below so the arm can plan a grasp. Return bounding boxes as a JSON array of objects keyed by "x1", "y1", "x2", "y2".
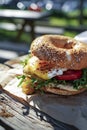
[{"x1": 55, "y1": 70, "x2": 82, "y2": 81}]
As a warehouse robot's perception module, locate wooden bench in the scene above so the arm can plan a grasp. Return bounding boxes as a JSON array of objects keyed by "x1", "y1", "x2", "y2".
[{"x1": 0, "y1": 22, "x2": 64, "y2": 36}]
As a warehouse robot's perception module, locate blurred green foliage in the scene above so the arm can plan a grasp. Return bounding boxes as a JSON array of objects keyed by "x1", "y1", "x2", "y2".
[{"x1": 0, "y1": 8, "x2": 87, "y2": 43}]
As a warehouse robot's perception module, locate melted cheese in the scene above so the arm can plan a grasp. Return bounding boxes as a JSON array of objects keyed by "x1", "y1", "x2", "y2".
[
  {"x1": 49, "y1": 83, "x2": 77, "y2": 91},
  {"x1": 24, "y1": 56, "x2": 67, "y2": 80},
  {"x1": 58, "y1": 85, "x2": 78, "y2": 91}
]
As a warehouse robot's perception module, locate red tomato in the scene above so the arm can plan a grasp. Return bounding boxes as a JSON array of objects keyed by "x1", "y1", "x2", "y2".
[{"x1": 55, "y1": 70, "x2": 82, "y2": 81}]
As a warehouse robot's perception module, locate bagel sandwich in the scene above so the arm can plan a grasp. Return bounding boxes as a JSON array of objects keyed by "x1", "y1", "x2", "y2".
[{"x1": 19, "y1": 35, "x2": 87, "y2": 95}]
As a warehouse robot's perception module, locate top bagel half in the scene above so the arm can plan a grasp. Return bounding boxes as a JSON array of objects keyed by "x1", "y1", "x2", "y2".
[{"x1": 30, "y1": 35, "x2": 87, "y2": 70}]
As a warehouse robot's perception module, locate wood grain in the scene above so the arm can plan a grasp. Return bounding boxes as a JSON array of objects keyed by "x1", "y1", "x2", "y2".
[{"x1": 0, "y1": 90, "x2": 78, "y2": 130}]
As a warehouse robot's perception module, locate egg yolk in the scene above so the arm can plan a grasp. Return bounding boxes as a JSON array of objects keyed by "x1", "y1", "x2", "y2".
[
  {"x1": 24, "y1": 56, "x2": 49, "y2": 79},
  {"x1": 24, "y1": 56, "x2": 67, "y2": 80}
]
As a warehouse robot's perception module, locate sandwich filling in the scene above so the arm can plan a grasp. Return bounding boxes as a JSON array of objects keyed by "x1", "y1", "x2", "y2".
[{"x1": 18, "y1": 55, "x2": 87, "y2": 94}]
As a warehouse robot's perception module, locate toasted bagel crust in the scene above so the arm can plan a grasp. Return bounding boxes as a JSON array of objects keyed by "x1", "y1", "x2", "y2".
[
  {"x1": 44, "y1": 86, "x2": 87, "y2": 95},
  {"x1": 31, "y1": 35, "x2": 87, "y2": 70}
]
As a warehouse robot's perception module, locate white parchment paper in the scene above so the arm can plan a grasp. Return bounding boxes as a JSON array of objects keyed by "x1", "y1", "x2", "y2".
[{"x1": 75, "y1": 31, "x2": 87, "y2": 44}]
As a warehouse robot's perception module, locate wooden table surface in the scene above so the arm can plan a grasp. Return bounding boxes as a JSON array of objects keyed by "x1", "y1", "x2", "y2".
[
  {"x1": 0, "y1": 9, "x2": 51, "y2": 20},
  {"x1": 0, "y1": 88, "x2": 78, "y2": 130}
]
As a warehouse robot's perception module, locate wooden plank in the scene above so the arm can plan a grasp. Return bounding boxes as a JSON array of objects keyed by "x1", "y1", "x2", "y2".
[
  {"x1": 0, "y1": 9, "x2": 51, "y2": 20},
  {"x1": 35, "y1": 24, "x2": 87, "y2": 33},
  {"x1": 0, "y1": 90, "x2": 78, "y2": 130}
]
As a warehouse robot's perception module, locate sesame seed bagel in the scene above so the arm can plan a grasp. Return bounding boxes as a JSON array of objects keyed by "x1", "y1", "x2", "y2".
[{"x1": 31, "y1": 35, "x2": 87, "y2": 70}]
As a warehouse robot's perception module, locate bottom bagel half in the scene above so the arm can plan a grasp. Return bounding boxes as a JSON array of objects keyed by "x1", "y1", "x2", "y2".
[{"x1": 44, "y1": 85, "x2": 87, "y2": 96}]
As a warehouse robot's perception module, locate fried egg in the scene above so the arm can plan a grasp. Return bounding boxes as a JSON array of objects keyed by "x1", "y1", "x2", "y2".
[{"x1": 24, "y1": 56, "x2": 67, "y2": 80}]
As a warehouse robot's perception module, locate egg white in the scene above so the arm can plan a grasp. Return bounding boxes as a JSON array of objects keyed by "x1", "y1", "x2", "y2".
[{"x1": 24, "y1": 56, "x2": 67, "y2": 80}]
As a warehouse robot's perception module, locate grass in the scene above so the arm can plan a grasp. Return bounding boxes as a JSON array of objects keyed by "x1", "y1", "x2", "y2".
[
  {"x1": 0, "y1": 29, "x2": 31, "y2": 44},
  {"x1": 50, "y1": 17, "x2": 79, "y2": 27},
  {"x1": 49, "y1": 16, "x2": 80, "y2": 38},
  {"x1": 49, "y1": 9, "x2": 87, "y2": 38}
]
